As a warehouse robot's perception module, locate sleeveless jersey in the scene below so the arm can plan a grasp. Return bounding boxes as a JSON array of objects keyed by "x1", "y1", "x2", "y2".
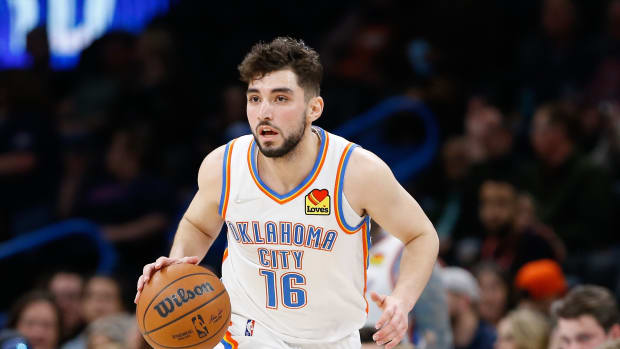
[{"x1": 218, "y1": 127, "x2": 371, "y2": 343}]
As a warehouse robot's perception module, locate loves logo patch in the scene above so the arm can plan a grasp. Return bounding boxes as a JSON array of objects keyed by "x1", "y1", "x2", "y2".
[{"x1": 305, "y1": 189, "x2": 330, "y2": 215}]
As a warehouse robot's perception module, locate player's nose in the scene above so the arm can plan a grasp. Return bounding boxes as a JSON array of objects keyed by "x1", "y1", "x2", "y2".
[{"x1": 258, "y1": 101, "x2": 273, "y2": 120}]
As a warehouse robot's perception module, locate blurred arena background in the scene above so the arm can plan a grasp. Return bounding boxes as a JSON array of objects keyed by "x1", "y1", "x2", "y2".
[{"x1": 0, "y1": 0, "x2": 619, "y2": 348}]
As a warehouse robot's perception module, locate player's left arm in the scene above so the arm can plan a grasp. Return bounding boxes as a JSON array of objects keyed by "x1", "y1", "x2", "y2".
[{"x1": 344, "y1": 147, "x2": 439, "y2": 348}]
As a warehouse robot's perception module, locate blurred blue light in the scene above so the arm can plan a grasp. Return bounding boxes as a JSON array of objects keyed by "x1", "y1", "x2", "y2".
[{"x1": 0, "y1": 0, "x2": 172, "y2": 70}]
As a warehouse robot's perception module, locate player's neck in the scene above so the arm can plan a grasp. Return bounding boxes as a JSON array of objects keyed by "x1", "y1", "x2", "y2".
[{"x1": 257, "y1": 127, "x2": 321, "y2": 195}]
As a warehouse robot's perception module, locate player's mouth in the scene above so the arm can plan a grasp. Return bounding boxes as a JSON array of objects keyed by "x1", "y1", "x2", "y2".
[{"x1": 258, "y1": 125, "x2": 279, "y2": 141}]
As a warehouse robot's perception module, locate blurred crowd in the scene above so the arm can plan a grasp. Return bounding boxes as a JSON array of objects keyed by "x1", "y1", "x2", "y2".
[{"x1": 1, "y1": 0, "x2": 620, "y2": 348}]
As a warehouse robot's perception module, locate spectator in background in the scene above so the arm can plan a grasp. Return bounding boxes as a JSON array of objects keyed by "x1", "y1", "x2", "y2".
[
  {"x1": 195, "y1": 84, "x2": 250, "y2": 161},
  {"x1": 7, "y1": 291, "x2": 61, "y2": 349},
  {"x1": 464, "y1": 97, "x2": 523, "y2": 194},
  {"x1": 363, "y1": 221, "x2": 452, "y2": 349},
  {"x1": 518, "y1": 0, "x2": 597, "y2": 107},
  {"x1": 495, "y1": 308, "x2": 551, "y2": 349},
  {"x1": 0, "y1": 70, "x2": 57, "y2": 237},
  {"x1": 133, "y1": 26, "x2": 198, "y2": 191},
  {"x1": 217, "y1": 85, "x2": 251, "y2": 142},
  {"x1": 422, "y1": 136, "x2": 474, "y2": 266},
  {"x1": 474, "y1": 262, "x2": 510, "y2": 328},
  {"x1": 85, "y1": 314, "x2": 133, "y2": 349},
  {"x1": 441, "y1": 266, "x2": 496, "y2": 349},
  {"x1": 55, "y1": 135, "x2": 93, "y2": 220},
  {"x1": 411, "y1": 265, "x2": 454, "y2": 349},
  {"x1": 515, "y1": 259, "x2": 567, "y2": 316},
  {"x1": 463, "y1": 98, "x2": 507, "y2": 166},
  {"x1": 586, "y1": 104, "x2": 620, "y2": 234},
  {"x1": 46, "y1": 271, "x2": 85, "y2": 344},
  {"x1": 552, "y1": 285, "x2": 620, "y2": 349},
  {"x1": 585, "y1": 0, "x2": 620, "y2": 107},
  {"x1": 73, "y1": 125, "x2": 174, "y2": 292},
  {"x1": 523, "y1": 101, "x2": 613, "y2": 285},
  {"x1": 477, "y1": 179, "x2": 562, "y2": 275},
  {"x1": 62, "y1": 275, "x2": 124, "y2": 349},
  {"x1": 124, "y1": 321, "x2": 150, "y2": 349},
  {"x1": 589, "y1": 103, "x2": 620, "y2": 180},
  {"x1": 512, "y1": 192, "x2": 566, "y2": 262}
]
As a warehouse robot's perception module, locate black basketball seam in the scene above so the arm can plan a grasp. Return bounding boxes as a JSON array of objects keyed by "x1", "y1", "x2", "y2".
[
  {"x1": 141, "y1": 270, "x2": 217, "y2": 330},
  {"x1": 146, "y1": 296, "x2": 231, "y2": 348},
  {"x1": 144, "y1": 289, "x2": 226, "y2": 334}
]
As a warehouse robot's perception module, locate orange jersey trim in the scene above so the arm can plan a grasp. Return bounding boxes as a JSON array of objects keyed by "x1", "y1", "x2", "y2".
[
  {"x1": 221, "y1": 330, "x2": 238, "y2": 348},
  {"x1": 362, "y1": 220, "x2": 370, "y2": 314},
  {"x1": 219, "y1": 139, "x2": 237, "y2": 219},
  {"x1": 222, "y1": 248, "x2": 229, "y2": 263},
  {"x1": 334, "y1": 142, "x2": 366, "y2": 234}
]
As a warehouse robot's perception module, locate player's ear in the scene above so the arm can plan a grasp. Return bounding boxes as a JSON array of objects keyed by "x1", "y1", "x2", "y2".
[{"x1": 306, "y1": 96, "x2": 323, "y2": 123}]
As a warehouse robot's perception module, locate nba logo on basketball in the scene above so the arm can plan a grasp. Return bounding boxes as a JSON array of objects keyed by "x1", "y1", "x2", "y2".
[
  {"x1": 305, "y1": 189, "x2": 330, "y2": 215},
  {"x1": 191, "y1": 314, "x2": 209, "y2": 338}
]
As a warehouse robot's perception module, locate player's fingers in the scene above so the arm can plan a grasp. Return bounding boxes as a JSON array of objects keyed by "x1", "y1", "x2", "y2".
[
  {"x1": 374, "y1": 326, "x2": 398, "y2": 346},
  {"x1": 373, "y1": 322, "x2": 394, "y2": 343},
  {"x1": 155, "y1": 256, "x2": 170, "y2": 269},
  {"x1": 143, "y1": 263, "x2": 156, "y2": 282},
  {"x1": 181, "y1": 256, "x2": 200, "y2": 264},
  {"x1": 378, "y1": 337, "x2": 399, "y2": 348},
  {"x1": 370, "y1": 291, "x2": 385, "y2": 306},
  {"x1": 388, "y1": 316, "x2": 408, "y2": 348},
  {"x1": 375, "y1": 323, "x2": 405, "y2": 347},
  {"x1": 134, "y1": 289, "x2": 141, "y2": 304},
  {"x1": 385, "y1": 334, "x2": 404, "y2": 349},
  {"x1": 388, "y1": 323, "x2": 408, "y2": 349},
  {"x1": 374, "y1": 310, "x2": 405, "y2": 343},
  {"x1": 137, "y1": 274, "x2": 145, "y2": 291},
  {"x1": 375, "y1": 304, "x2": 395, "y2": 329}
]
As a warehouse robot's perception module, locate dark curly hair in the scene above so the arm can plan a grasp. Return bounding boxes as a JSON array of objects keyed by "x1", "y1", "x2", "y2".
[{"x1": 238, "y1": 37, "x2": 323, "y2": 99}]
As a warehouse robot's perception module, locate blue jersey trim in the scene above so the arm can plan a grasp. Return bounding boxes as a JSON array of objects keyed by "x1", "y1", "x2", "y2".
[
  {"x1": 337, "y1": 144, "x2": 366, "y2": 232},
  {"x1": 250, "y1": 127, "x2": 326, "y2": 200}
]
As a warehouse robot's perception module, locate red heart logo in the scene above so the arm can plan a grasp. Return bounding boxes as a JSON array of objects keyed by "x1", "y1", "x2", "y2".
[{"x1": 310, "y1": 189, "x2": 328, "y2": 204}]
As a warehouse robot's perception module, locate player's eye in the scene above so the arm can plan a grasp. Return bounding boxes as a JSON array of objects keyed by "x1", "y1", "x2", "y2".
[
  {"x1": 248, "y1": 95, "x2": 260, "y2": 103},
  {"x1": 275, "y1": 95, "x2": 288, "y2": 102}
]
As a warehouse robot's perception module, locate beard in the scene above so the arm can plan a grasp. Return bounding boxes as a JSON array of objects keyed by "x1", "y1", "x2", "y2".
[{"x1": 253, "y1": 114, "x2": 307, "y2": 158}]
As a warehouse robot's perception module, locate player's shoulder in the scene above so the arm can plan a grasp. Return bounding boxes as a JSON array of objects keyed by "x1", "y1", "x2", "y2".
[
  {"x1": 345, "y1": 146, "x2": 390, "y2": 177},
  {"x1": 199, "y1": 144, "x2": 226, "y2": 171},
  {"x1": 337, "y1": 143, "x2": 395, "y2": 216}
]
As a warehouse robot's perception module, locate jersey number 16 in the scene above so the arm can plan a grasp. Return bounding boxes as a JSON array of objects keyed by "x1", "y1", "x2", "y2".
[{"x1": 259, "y1": 269, "x2": 307, "y2": 309}]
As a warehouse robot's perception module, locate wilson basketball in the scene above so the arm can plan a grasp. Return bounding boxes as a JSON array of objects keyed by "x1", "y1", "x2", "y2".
[{"x1": 136, "y1": 263, "x2": 231, "y2": 349}]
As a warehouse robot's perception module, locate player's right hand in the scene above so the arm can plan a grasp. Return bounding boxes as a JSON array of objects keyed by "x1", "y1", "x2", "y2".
[{"x1": 134, "y1": 256, "x2": 200, "y2": 304}]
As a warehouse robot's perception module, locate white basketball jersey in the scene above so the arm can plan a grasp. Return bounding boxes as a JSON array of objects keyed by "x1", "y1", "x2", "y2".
[{"x1": 218, "y1": 127, "x2": 370, "y2": 344}]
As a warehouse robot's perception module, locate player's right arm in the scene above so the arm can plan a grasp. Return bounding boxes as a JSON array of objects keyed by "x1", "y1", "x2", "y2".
[{"x1": 135, "y1": 145, "x2": 226, "y2": 303}]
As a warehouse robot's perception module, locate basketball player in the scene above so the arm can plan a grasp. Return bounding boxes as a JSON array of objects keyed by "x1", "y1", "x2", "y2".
[{"x1": 135, "y1": 37, "x2": 439, "y2": 349}]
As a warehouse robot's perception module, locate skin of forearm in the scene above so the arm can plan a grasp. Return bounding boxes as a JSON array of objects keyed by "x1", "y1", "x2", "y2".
[
  {"x1": 169, "y1": 216, "x2": 217, "y2": 261},
  {"x1": 391, "y1": 230, "x2": 439, "y2": 311}
]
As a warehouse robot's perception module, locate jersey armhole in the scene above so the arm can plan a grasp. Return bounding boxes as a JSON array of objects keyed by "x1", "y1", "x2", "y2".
[
  {"x1": 218, "y1": 139, "x2": 237, "y2": 219},
  {"x1": 334, "y1": 143, "x2": 368, "y2": 234}
]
